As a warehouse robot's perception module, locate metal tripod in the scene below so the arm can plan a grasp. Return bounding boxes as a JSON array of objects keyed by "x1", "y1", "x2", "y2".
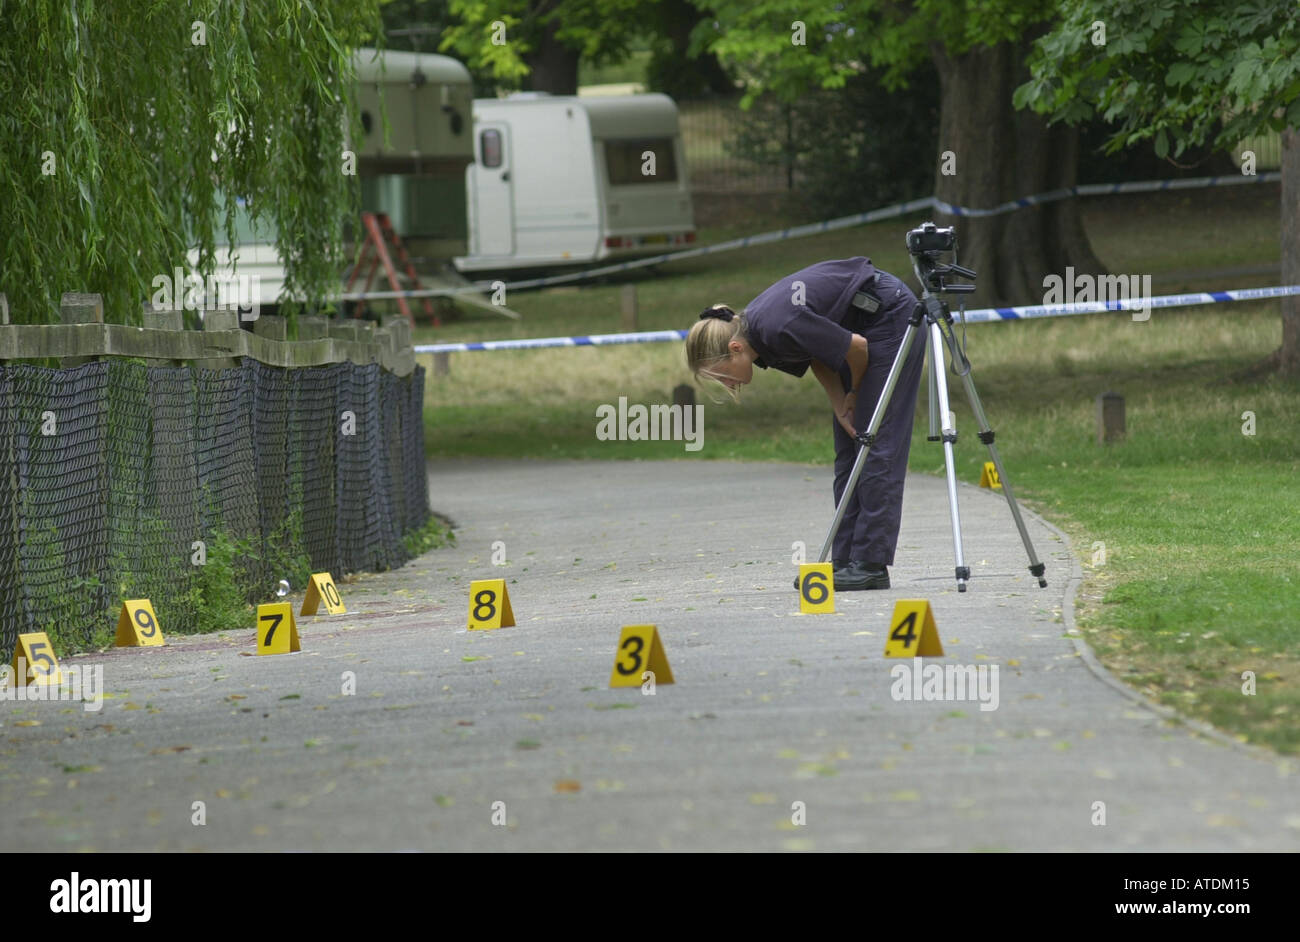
[{"x1": 815, "y1": 240, "x2": 1048, "y2": 593}]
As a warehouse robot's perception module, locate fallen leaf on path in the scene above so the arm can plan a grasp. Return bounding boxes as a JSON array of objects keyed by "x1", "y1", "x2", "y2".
[{"x1": 1206, "y1": 814, "x2": 1243, "y2": 827}]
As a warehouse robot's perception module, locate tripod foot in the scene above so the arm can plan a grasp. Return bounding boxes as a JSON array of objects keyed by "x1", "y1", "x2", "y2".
[
  {"x1": 955, "y1": 565, "x2": 970, "y2": 592},
  {"x1": 1030, "y1": 562, "x2": 1047, "y2": 588}
]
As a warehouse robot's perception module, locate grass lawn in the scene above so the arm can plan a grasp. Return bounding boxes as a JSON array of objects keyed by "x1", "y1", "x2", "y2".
[{"x1": 412, "y1": 183, "x2": 1300, "y2": 754}]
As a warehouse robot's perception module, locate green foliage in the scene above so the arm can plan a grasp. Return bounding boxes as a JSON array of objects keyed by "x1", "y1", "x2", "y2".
[
  {"x1": 437, "y1": 0, "x2": 643, "y2": 90},
  {"x1": 0, "y1": 0, "x2": 383, "y2": 325},
  {"x1": 1016, "y1": 0, "x2": 1300, "y2": 153},
  {"x1": 263, "y1": 509, "x2": 315, "y2": 596},
  {"x1": 403, "y1": 514, "x2": 456, "y2": 557},
  {"x1": 695, "y1": 0, "x2": 1058, "y2": 104},
  {"x1": 186, "y1": 529, "x2": 257, "y2": 636},
  {"x1": 24, "y1": 524, "x2": 73, "y2": 639}
]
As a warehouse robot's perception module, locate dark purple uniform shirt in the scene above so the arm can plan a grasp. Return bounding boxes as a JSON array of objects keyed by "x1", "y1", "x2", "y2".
[{"x1": 742, "y1": 257, "x2": 877, "y2": 384}]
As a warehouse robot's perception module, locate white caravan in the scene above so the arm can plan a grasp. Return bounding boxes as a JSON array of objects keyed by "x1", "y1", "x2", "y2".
[{"x1": 455, "y1": 93, "x2": 696, "y2": 271}]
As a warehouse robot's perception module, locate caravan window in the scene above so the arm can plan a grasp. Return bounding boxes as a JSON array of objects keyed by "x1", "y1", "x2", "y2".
[
  {"x1": 480, "y1": 129, "x2": 502, "y2": 168},
  {"x1": 605, "y1": 138, "x2": 677, "y2": 185}
]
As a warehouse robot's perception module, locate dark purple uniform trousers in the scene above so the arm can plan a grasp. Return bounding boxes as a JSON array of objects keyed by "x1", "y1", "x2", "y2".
[{"x1": 830, "y1": 270, "x2": 925, "y2": 566}]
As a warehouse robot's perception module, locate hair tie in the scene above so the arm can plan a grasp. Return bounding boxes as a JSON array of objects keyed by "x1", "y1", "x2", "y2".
[{"x1": 699, "y1": 306, "x2": 735, "y2": 322}]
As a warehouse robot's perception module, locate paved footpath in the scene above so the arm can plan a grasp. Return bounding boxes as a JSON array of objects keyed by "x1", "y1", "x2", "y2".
[{"x1": 1, "y1": 459, "x2": 1296, "y2": 851}]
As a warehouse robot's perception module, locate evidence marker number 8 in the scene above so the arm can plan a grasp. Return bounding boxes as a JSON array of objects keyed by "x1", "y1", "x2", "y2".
[{"x1": 467, "y1": 579, "x2": 515, "y2": 630}]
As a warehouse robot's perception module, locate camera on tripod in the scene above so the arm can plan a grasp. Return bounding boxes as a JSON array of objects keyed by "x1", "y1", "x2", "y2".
[
  {"x1": 906, "y1": 222, "x2": 956, "y2": 257},
  {"x1": 906, "y1": 221, "x2": 975, "y2": 294}
]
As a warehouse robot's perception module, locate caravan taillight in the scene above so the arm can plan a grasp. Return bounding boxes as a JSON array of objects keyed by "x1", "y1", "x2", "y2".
[
  {"x1": 685, "y1": 232, "x2": 696, "y2": 243},
  {"x1": 605, "y1": 236, "x2": 622, "y2": 248}
]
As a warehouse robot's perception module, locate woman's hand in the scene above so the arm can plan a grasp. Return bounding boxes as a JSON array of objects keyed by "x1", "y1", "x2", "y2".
[{"x1": 835, "y1": 390, "x2": 857, "y2": 437}]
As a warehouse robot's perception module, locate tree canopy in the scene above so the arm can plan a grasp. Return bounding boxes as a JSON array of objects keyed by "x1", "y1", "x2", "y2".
[
  {"x1": 1016, "y1": 0, "x2": 1300, "y2": 372},
  {"x1": 0, "y1": 0, "x2": 382, "y2": 325},
  {"x1": 694, "y1": 0, "x2": 1057, "y2": 101},
  {"x1": 1015, "y1": 0, "x2": 1300, "y2": 159},
  {"x1": 437, "y1": 0, "x2": 644, "y2": 94},
  {"x1": 695, "y1": 0, "x2": 1102, "y2": 307}
]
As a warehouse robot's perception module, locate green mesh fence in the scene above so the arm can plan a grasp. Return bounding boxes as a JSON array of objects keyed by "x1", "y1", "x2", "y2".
[{"x1": 0, "y1": 359, "x2": 429, "y2": 660}]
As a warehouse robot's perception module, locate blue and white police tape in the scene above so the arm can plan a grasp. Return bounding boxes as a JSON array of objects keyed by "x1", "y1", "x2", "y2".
[
  {"x1": 413, "y1": 284, "x2": 1300, "y2": 355},
  {"x1": 352, "y1": 170, "x2": 1281, "y2": 302}
]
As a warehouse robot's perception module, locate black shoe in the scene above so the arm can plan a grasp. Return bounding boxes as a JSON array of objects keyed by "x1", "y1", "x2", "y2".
[
  {"x1": 794, "y1": 558, "x2": 849, "y2": 590},
  {"x1": 835, "y1": 561, "x2": 890, "y2": 591}
]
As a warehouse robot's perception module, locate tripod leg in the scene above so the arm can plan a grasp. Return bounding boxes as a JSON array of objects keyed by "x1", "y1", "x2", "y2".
[
  {"x1": 935, "y1": 316, "x2": 1048, "y2": 588},
  {"x1": 816, "y1": 320, "x2": 922, "y2": 564},
  {"x1": 928, "y1": 321, "x2": 970, "y2": 592},
  {"x1": 927, "y1": 344, "x2": 940, "y2": 442}
]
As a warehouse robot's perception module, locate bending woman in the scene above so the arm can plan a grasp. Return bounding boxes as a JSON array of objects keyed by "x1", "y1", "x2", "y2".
[{"x1": 684, "y1": 256, "x2": 925, "y2": 590}]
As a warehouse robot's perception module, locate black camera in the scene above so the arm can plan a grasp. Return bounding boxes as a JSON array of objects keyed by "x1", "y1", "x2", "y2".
[
  {"x1": 906, "y1": 222, "x2": 956, "y2": 256},
  {"x1": 906, "y1": 222, "x2": 975, "y2": 294}
]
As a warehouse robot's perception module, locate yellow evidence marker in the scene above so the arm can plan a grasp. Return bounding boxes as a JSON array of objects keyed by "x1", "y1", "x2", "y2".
[
  {"x1": 467, "y1": 579, "x2": 515, "y2": 630},
  {"x1": 978, "y1": 461, "x2": 1002, "y2": 490},
  {"x1": 11, "y1": 632, "x2": 61, "y2": 685},
  {"x1": 256, "y1": 602, "x2": 301, "y2": 655},
  {"x1": 115, "y1": 599, "x2": 165, "y2": 647},
  {"x1": 301, "y1": 572, "x2": 346, "y2": 615},
  {"x1": 797, "y1": 562, "x2": 835, "y2": 613},
  {"x1": 884, "y1": 600, "x2": 944, "y2": 658},
  {"x1": 609, "y1": 625, "x2": 674, "y2": 688}
]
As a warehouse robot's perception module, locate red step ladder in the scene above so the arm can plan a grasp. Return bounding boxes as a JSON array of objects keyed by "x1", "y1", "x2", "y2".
[{"x1": 345, "y1": 212, "x2": 438, "y2": 326}]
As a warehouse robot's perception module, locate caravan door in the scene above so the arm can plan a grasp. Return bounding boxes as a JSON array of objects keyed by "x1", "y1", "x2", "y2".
[{"x1": 473, "y1": 123, "x2": 514, "y2": 257}]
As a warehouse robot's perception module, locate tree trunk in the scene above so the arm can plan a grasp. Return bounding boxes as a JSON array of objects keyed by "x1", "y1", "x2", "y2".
[
  {"x1": 1276, "y1": 127, "x2": 1300, "y2": 373},
  {"x1": 930, "y1": 39, "x2": 1104, "y2": 309},
  {"x1": 525, "y1": 9, "x2": 579, "y2": 96},
  {"x1": 1241, "y1": 127, "x2": 1299, "y2": 377},
  {"x1": 650, "y1": 0, "x2": 735, "y2": 98}
]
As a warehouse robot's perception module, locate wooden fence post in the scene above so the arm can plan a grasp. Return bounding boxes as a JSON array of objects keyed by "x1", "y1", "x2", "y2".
[
  {"x1": 621, "y1": 284, "x2": 638, "y2": 332},
  {"x1": 1096, "y1": 391, "x2": 1125, "y2": 444}
]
